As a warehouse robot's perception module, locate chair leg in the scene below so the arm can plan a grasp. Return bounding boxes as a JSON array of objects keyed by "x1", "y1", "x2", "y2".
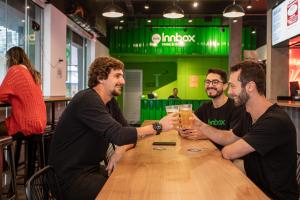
[
  {"x1": 5, "y1": 145, "x2": 17, "y2": 199},
  {"x1": 14, "y1": 139, "x2": 22, "y2": 173}
]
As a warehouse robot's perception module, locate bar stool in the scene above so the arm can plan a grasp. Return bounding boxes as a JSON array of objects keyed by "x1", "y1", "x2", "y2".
[{"x1": 0, "y1": 136, "x2": 17, "y2": 199}]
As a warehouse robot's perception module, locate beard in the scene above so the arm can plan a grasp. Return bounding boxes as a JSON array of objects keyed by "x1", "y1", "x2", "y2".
[
  {"x1": 206, "y1": 87, "x2": 223, "y2": 99},
  {"x1": 112, "y1": 85, "x2": 123, "y2": 96},
  {"x1": 233, "y1": 88, "x2": 249, "y2": 106}
]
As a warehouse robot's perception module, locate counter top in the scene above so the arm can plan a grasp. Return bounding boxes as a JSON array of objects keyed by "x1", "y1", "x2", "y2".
[{"x1": 269, "y1": 99, "x2": 300, "y2": 108}]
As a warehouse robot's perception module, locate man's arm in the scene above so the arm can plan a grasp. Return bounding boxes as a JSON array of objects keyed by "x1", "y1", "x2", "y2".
[
  {"x1": 136, "y1": 112, "x2": 178, "y2": 138},
  {"x1": 221, "y1": 139, "x2": 255, "y2": 160},
  {"x1": 179, "y1": 129, "x2": 208, "y2": 140},
  {"x1": 193, "y1": 114, "x2": 240, "y2": 146},
  {"x1": 106, "y1": 144, "x2": 134, "y2": 175}
]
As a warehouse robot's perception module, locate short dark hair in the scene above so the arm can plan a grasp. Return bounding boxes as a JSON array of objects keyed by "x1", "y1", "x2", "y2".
[
  {"x1": 230, "y1": 61, "x2": 266, "y2": 95},
  {"x1": 88, "y1": 56, "x2": 124, "y2": 88},
  {"x1": 207, "y1": 69, "x2": 228, "y2": 83}
]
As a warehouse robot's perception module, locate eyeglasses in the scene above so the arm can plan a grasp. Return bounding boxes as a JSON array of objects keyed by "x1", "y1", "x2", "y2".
[{"x1": 204, "y1": 79, "x2": 223, "y2": 86}]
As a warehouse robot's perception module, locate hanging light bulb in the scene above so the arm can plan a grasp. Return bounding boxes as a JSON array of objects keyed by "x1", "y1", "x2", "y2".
[
  {"x1": 246, "y1": 0, "x2": 252, "y2": 9},
  {"x1": 223, "y1": 0, "x2": 245, "y2": 18},
  {"x1": 102, "y1": 0, "x2": 124, "y2": 18},
  {"x1": 163, "y1": 1, "x2": 184, "y2": 19}
]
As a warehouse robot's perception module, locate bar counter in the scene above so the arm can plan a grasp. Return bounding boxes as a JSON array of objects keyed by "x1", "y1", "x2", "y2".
[
  {"x1": 96, "y1": 125, "x2": 269, "y2": 200},
  {"x1": 270, "y1": 99, "x2": 300, "y2": 108}
]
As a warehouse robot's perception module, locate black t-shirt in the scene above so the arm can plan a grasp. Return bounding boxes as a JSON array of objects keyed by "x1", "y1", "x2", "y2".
[
  {"x1": 168, "y1": 95, "x2": 180, "y2": 99},
  {"x1": 194, "y1": 98, "x2": 245, "y2": 148},
  {"x1": 49, "y1": 89, "x2": 137, "y2": 190},
  {"x1": 236, "y1": 104, "x2": 299, "y2": 200}
]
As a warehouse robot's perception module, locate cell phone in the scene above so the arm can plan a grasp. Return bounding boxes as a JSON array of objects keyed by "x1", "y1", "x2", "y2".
[{"x1": 152, "y1": 141, "x2": 176, "y2": 146}]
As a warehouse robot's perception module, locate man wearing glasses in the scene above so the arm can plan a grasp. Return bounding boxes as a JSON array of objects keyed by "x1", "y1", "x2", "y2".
[{"x1": 180, "y1": 69, "x2": 246, "y2": 149}]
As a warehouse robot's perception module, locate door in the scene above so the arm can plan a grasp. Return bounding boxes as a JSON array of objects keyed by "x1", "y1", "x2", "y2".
[{"x1": 123, "y1": 70, "x2": 143, "y2": 125}]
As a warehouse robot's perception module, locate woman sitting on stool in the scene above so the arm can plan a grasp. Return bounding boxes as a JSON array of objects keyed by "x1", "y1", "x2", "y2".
[{"x1": 0, "y1": 46, "x2": 46, "y2": 180}]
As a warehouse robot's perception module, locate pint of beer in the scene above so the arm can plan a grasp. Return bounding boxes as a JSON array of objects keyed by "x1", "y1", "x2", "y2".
[
  {"x1": 179, "y1": 104, "x2": 193, "y2": 129},
  {"x1": 165, "y1": 105, "x2": 179, "y2": 114}
]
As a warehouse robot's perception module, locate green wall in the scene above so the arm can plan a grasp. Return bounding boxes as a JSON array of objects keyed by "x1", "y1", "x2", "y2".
[
  {"x1": 125, "y1": 61, "x2": 177, "y2": 95},
  {"x1": 177, "y1": 57, "x2": 228, "y2": 99},
  {"x1": 118, "y1": 55, "x2": 228, "y2": 100}
]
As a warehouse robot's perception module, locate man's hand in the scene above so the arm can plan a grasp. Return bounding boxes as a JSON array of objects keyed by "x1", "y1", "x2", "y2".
[
  {"x1": 191, "y1": 113, "x2": 206, "y2": 129},
  {"x1": 179, "y1": 129, "x2": 207, "y2": 140},
  {"x1": 106, "y1": 145, "x2": 133, "y2": 176},
  {"x1": 159, "y1": 112, "x2": 179, "y2": 131}
]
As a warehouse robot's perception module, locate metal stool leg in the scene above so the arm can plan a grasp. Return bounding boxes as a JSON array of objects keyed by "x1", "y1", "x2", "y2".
[{"x1": 4, "y1": 144, "x2": 17, "y2": 199}]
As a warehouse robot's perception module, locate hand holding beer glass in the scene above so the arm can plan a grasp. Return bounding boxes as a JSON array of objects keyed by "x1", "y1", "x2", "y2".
[{"x1": 179, "y1": 104, "x2": 193, "y2": 129}]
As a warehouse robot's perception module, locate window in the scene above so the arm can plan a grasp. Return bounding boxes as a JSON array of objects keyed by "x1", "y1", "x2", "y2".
[
  {"x1": 0, "y1": 0, "x2": 42, "y2": 82},
  {"x1": 66, "y1": 28, "x2": 87, "y2": 96}
]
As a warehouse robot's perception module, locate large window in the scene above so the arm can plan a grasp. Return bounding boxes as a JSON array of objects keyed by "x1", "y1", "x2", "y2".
[
  {"x1": 66, "y1": 28, "x2": 87, "y2": 96},
  {"x1": 0, "y1": 0, "x2": 42, "y2": 82}
]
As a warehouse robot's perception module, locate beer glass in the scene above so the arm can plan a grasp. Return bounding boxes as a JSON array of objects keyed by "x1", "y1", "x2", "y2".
[
  {"x1": 165, "y1": 105, "x2": 179, "y2": 114},
  {"x1": 179, "y1": 104, "x2": 193, "y2": 129}
]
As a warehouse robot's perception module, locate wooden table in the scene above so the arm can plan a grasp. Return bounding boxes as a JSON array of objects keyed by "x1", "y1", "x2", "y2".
[
  {"x1": 0, "y1": 101, "x2": 10, "y2": 107},
  {"x1": 1, "y1": 96, "x2": 72, "y2": 129},
  {"x1": 96, "y1": 128, "x2": 269, "y2": 200},
  {"x1": 43, "y1": 96, "x2": 71, "y2": 129}
]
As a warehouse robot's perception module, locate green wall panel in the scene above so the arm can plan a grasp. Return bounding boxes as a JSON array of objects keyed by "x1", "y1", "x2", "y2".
[
  {"x1": 125, "y1": 61, "x2": 177, "y2": 95},
  {"x1": 109, "y1": 18, "x2": 256, "y2": 56}
]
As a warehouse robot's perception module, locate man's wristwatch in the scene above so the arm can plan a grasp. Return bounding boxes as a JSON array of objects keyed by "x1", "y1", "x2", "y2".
[{"x1": 152, "y1": 122, "x2": 163, "y2": 135}]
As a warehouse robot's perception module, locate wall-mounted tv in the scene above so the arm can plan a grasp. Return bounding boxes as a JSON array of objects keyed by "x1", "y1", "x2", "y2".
[{"x1": 272, "y1": 0, "x2": 300, "y2": 46}]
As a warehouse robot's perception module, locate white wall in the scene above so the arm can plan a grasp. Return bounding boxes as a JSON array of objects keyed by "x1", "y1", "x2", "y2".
[
  {"x1": 43, "y1": 4, "x2": 67, "y2": 96},
  {"x1": 95, "y1": 40, "x2": 109, "y2": 57},
  {"x1": 256, "y1": 45, "x2": 267, "y2": 61}
]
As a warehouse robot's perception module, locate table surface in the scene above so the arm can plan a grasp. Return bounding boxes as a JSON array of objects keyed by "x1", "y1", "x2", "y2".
[
  {"x1": 96, "y1": 122, "x2": 269, "y2": 200},
  {"x1": 0, "y1": 96, "x2": 71, "y2": 106}
]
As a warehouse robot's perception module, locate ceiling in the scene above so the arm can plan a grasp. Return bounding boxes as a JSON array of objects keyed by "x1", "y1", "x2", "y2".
[{"x1": 60, "y1": 0, "x2": 267, "y2": 46}]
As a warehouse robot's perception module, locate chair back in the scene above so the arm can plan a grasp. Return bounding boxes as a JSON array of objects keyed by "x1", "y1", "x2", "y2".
[{"x1": 25, "y1": 166, "x2": 63, "y2": 200}]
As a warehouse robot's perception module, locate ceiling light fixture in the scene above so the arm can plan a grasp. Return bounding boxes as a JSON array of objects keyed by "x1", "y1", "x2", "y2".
[
  {"x1": 144, "y1": 1, "x2": 150, "y2": 10},
  {"x1": 223, "y1": 0, "x2": 245, "y2": 18},
  {"x1": 163, "y1": 1, "x2": 184, "y2": 19},
  {"x1": 246, "y1": 0, "x2": 252, "y2": 9},
  {"x1": 102, "y1": 0, "x2": 124, "y2": 18},
  {"x1": 193, "y1": 2, "x2": 199, "y2": 8}
]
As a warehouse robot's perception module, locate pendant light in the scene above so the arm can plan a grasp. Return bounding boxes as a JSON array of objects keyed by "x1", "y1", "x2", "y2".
[
  {"x1": 163, "y1": 1, "x2": 184, "y2": 19},
  {"x1": 102, "y1": 0, "x2": 124, "y2": 18},
  {"x1": 223, "y1": 0, "x2": 245, "y2": 18}
]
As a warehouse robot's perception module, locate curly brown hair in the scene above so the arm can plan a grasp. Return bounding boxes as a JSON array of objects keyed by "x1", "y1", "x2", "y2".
[
  {"x1": 88, "y1": 56, "x2": 124, "y2": 88},
  {"x1": 6, "y1": 46, "x2": 41, "y2": 84}
]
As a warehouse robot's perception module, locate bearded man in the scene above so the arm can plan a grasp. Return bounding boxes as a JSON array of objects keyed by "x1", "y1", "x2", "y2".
[
  {"x1": 191, "y1": 62, "x2": 299, "y2": 200},
  {"x1": 179, "y1": 69, "x2": 246, "y2": 149}
]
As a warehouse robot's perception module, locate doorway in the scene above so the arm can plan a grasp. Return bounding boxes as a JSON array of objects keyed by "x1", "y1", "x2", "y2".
[{"x1": 123, "y1": 70, "x2": 143, "y2": 125}]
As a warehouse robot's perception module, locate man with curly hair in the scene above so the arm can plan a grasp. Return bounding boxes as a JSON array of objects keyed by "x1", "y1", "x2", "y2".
[{"x1": 49, "y1": 56, "x2": 178, "y2": 200}]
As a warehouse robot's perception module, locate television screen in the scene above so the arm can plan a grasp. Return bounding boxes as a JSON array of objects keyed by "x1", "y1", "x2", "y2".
[{"x1": 272, "y1": 0, "x2": 300, "y2": 46}]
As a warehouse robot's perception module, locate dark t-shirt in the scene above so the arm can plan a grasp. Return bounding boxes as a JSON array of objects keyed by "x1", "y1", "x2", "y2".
[
  {"x1": 235, "y1": 104, "x2": 299, "y2": 200},
  {"x1": 49, "y1": 89, "x2": 137, "y2": 190},
  {"x1": 194, "y1": 98, "x2": 245, "y2": 148},
  {"x1": 168, "y1": 95, "x2": 180, "y2": 99}
]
